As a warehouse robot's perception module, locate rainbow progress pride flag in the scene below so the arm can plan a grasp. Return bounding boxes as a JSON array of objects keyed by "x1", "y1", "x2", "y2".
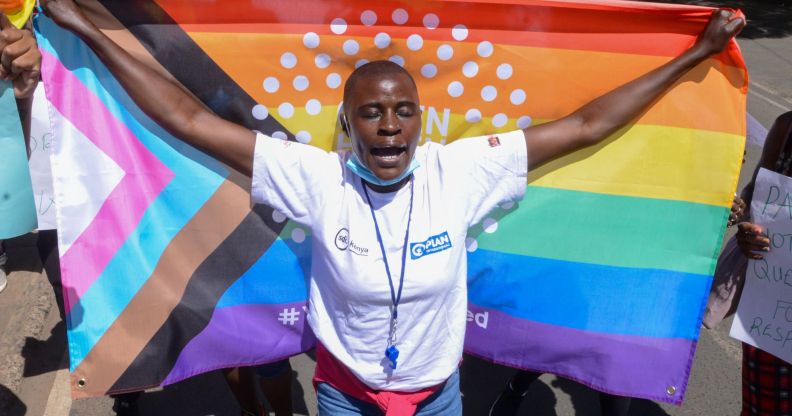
[{"x1": 36, "y1": 0, "x2": 747, "y2": 403}]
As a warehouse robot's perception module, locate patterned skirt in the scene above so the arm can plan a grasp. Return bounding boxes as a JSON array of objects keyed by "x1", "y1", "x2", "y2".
[{"x1": 743, "y1": 343, "x2": 792, "y2": 415}]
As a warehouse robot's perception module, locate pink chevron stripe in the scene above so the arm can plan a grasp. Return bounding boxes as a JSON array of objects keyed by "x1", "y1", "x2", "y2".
[{"x1": 42, "y1": 50, "x2": 174, "y2": 313}]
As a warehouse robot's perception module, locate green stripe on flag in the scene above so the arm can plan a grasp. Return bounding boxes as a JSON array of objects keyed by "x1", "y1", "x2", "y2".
[{"x1": 471, "y1": 186, "x2": 729, "y2": 276}]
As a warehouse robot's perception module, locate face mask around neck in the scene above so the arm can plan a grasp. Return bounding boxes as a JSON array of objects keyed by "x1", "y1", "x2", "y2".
[{"x1": 346, "y1": 152, "x2": 420, "y2": 187}]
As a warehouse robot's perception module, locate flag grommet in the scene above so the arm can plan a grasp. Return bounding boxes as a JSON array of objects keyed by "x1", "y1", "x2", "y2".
[
  {"x1": 666, "y1": 385, "x2": 676, "y2": 396},
  {"x1": 77, "y1": 378, "x2": 87, "y2": 389}
]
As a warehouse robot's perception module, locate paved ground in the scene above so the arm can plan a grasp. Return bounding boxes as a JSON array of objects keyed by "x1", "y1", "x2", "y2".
[{"x1": 1, "y1": 2, "x2": 791, "y2": 415}]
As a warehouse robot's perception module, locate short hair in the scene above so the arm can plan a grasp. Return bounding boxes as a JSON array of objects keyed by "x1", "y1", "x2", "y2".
[{"x1": 343, "y1": 60, "x2": 418, "y2": 106}]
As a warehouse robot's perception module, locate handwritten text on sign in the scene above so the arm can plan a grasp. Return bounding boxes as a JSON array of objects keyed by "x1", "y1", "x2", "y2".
[{"x1": 731, "y1": 168, "x2": 792, "y2": 363}]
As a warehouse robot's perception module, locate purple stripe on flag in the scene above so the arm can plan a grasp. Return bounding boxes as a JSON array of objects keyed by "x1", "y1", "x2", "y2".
[
  {"x1": 162, "y1": 302, "x2": 315, "y2": 385},
  {"x1": 463, "y1": 304, "x2": 696, "y2": 404}
]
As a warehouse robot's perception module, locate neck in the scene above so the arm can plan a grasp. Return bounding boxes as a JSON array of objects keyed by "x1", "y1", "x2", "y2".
[{"x1": 364, "y1": 175, "x2": 412, "y2": 193}]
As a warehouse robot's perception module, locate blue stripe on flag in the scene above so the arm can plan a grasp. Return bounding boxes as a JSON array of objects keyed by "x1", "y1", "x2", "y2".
[
  {"x1": 467, "y1": 248, "x2": 710, "y2": 339},
  {"x1": 216, "y1": 238, "x2": 311, "y2": 308}
]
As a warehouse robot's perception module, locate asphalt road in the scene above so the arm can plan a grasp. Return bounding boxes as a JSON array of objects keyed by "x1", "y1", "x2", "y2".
[{"x1": 1, "y1": 3, "x2": 791, "y2": 415}]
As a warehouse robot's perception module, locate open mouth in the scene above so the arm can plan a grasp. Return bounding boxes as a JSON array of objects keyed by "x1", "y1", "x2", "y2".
[{"x1": 370, "y1": 146, "x2": 407, "y2": 164}]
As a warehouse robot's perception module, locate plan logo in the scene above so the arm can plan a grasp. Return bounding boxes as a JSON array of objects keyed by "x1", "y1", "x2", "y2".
[{"x1": 410, "y1": 231, "x2": 452, "y2": 259}]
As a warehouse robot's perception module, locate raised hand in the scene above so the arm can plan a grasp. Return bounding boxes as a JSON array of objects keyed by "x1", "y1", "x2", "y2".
[
  {"x1": 0, "y1": 12, "x2": 39, "y2": 98},
  {"x1": 691, "y1": 9, "x2": 745, "y2": 58},
  {"x1": 40, "y1": 0, "x2": 94, "y2": 33}
]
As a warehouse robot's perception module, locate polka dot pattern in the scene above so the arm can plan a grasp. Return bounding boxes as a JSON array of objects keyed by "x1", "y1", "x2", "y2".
[
  {"x1": 314, "y1": 53, "x2": 331, "y2": 69},
  {"x1": 477, "y1": 41, "x2": 494, "y2": 58},
  {"x1": 462, "y1": 61, "x2": 478, "y2": 78},
  {"x1": 392, "y1": 8, "x2": 408, "y2": 24},
  {"x1": 465, "y1": 109, "x2": 482, "y2": 123},
  {"x1": 447, "y1": 81, "x2": 464, "y2": 98},
  {"x1": 302, "y1": 32, "x2": 320, "y2": 49},
  {"x1": 263, "y1": 77, "x2": 279, "y2": 93},
  {"x1": 280, "y1": 52, "x2": 297, "y2": 69},
  {"x1": 437, "y1": 44, "x2": 454, "y2": 61},
  {"x1": 293, "y1": 75, "x2": 309, "y2": 91},
  {"x1": 481, "y1": 85, "x2": 498, "y2": 102},
  {"x1": 407, "y1": 34, "x2": 424, "y2": 51},
  {"x1": 452, "y1": 24, "x2": 469, "y2": 41},
  {"x1": 483, "y1": 218, "x2": 499, "y2": 233},
  {"x1": 330, "y1": 18, "x2": 347, "y2": 34},
  {"x1": 510, "y1": 89, "x2": 526, "y2": 105},
  {"x1": 278, "y1": 102, "x2": 295, "y2": 118},
  {"x1": 423, "y1": 13, "x2": 440, "y2": 30},
  {"x1": 252, "y1": 104, "x2": 269, "y2": 120},
  {"x1": 272, "y1": 210, "x2": 287, "y2": 223},
  {"x1": 296, "y1": 131, "x2": 312, "y2": 143},
  {"x1": 389, "y1": 55, "x2": 405, "y2": 67},
  {"x1": 421, "y1": 64, "x2": 438, "y2": 78},
  {"x1": 326, "y1": 73, "x2": 342, "y2": 89},
  {"x1": 292, "y1": 228, "x2": 306, "y2": 243},
  {"x1": 465, "y1": 237, "x2": 478, "y2": 253},
  {"x1": 517, "y1": 116, "x2": 533, "y2": 129},
  {"x1": 305, "y1": 99, "x2": 322, "y2": 115},
  {"x1": 255, "y1": 8, "x2": 534, "y2": 153},
  {"x1": 375, "y1": 32, "x2": 391, "y2": 49},
  {"x1": 361, "y1": 10, "x2": 377, "y2": 26},
  {"x1": 343, "y1": 39, "x2": 360, "y2": 55},
  {"x1": 497, "y1": 63, "x2": 513, "y2": 80}
]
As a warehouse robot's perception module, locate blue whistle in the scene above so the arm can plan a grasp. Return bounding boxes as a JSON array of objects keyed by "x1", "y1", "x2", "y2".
[{"x1": 385, "y1": 345, "x2": 400, "y2": 369}]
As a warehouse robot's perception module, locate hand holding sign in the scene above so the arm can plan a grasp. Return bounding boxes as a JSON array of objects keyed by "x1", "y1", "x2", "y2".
[{"x1": 736, "y1": 222, "x2": 770, "y2": 260}]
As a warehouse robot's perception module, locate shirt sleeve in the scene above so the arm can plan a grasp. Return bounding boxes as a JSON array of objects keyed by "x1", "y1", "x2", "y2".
[
  {"x1": 438, "y1": 129, "x2": 528, "y2": 228},
  {"x1": 251, "y1": 133, "x2": 342, "y2": 226}
]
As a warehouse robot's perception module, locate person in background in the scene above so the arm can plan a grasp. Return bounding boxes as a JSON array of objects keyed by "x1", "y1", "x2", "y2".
[
  {"x1": 224, "y1": 361, "x2": 295, "y2": 416},
  {"x1": 728, "y1": 111, "x2": 792, "y2": 416}
]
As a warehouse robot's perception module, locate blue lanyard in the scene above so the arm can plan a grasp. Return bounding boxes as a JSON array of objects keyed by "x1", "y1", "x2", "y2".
[{"x1": 361, "y1": 177, "x2": 415, "y2": 369}]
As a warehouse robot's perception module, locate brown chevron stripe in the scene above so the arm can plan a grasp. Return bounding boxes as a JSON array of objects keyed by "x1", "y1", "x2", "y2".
[{"x1": 70, "y1": 180, "x2": 250, "y2": 398}]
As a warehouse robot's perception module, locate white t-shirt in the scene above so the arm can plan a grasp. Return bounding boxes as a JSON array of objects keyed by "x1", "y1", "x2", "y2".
[{"x1": 251, "y1": 130, "x2": 528, "y2": 391}]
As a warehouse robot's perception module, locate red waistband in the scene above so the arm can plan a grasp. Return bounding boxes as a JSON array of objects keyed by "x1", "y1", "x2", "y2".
[{"x1": 313, "y1": 343, "x2": 441, "y2": 416}]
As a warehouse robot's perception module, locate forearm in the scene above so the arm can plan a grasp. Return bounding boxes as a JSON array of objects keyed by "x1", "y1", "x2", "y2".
[
  {"x1": 56, "y1": 13, "x2": 255, "y2": 175},
  {"x1": 71, "y1": 22, "x2": 207, "y2": 146},
  {"x1": 15, "y1": 94, "x2": 32, "y2": 157}
]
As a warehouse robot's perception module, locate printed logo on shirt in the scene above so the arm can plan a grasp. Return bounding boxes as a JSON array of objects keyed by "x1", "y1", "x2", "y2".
[
  {"x1": 334, "y1": 228, "x2": 369, "y2": 256},
  {"x1": 410, "y1": 231, "x2": 452, "y2": 260},
  {"x1": 335, "y1": 228, "x2": 350, "y2": 250},
  {"x1": 487, "y1": 135, "x2": 501, "y2": 147}
]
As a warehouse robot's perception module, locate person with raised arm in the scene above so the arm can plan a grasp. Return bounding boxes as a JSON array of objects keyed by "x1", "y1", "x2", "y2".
[{"x1": 35, "y1": 1, "x2": 743, "y2": 414}]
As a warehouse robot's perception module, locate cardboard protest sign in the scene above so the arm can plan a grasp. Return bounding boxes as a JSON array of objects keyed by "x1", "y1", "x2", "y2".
[
  {"x1": 28, "y1": 84, "x2": 57, "y2": 230},
  {"x1": 731, "y1": 168, "x2": 792, "y2": 363}
]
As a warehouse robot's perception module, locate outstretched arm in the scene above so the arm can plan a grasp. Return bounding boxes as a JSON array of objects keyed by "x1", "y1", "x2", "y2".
[
  {"x1": 40, "y1": 0, "x2": 256, "y2": 176},
  {"x1": 524, "y1": 9, "x2": 745, "y2": 170}
]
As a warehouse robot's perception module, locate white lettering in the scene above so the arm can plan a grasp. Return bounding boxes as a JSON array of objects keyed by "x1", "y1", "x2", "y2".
[
  {"x1": 467, "y1": 310, "x2": 488, "y2": 329},
  {"x1": 426, "y1": 106, "x2": 450, "y2": 137},
  {"x1": 475, "y1": 311, "x2": 489, "y2": 329}
]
